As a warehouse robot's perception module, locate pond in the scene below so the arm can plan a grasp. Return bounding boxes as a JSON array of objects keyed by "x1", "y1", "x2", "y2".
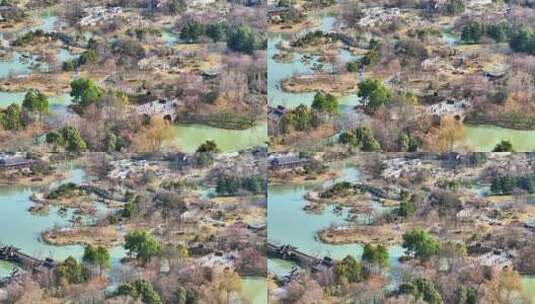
[
  {"x1": 462, "y1": 124, "x2": 535, "y2": 152},
  {"x1": 241, "y1": 276, "x2": 267, "y2": 304},
  {"x1": 0, "y1": 91, "x2": 71, "y2": 108},
  {"x1": 169, "y1": 122, "x2": 267, "y2": 153},
  {"x1": 0, "y1": 164, "x2": 126, "y2": 279},
  {"x1": 0, "y1": 52, "x2": 42, "y2": 79},
  {"x1": 0, "y1": 261, "x2": 12, "y2": 279},
  {"x1": 268, "y1": 16, "x2": 361, "y2": 110},
  {"x1": 521, "y1": 276, "x2": 535, "y2": 302},
  {"x1": 442, "y1": 27, "x2": 460, "y2": 47},
  {"x1": 0, "y1": 91, "x2": 73, "y2": 120},
  {"x1": 0, "y1": 12, "x2": 76, "y2": 79},
  {"x1": 161, "y1": 28, "x2": 180, "y2": 46},
  {"x1": 33, "y1": 11, "x2": 61, "y2": 33},
  {"x1": 268, "y1": 162, "x2": 404, "y2": 277}
]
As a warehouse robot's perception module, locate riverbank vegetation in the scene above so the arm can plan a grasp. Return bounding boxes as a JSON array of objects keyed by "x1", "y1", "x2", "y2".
[
  {"x1": 269, "y1": 153, "x2": 535, "y2": 303},
  {"x1": 0, "y1": 0, "x2": 267, "y2": 153},
  {"x1": 0, "y1": 151, "x2": 267, "y2": 303},
  {"x1": 268, "y1": 0, "x2": 535, "y2": 152}
]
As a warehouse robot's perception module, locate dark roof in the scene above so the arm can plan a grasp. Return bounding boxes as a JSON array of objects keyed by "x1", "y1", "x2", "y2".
[
  {"x1": 0, "y1": 156, "x2": 34, "y2": 167},
  {"x1": 269, "y1": 154, "x2": 309, "y2": 166},
  {"x1": 267, "y1": 6, "x2": 289, "y2": 14},
  {"x1": 268, "y1": 105, "x2": 288, "y2": 120}
]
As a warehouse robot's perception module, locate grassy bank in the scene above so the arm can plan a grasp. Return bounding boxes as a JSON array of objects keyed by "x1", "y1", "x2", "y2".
[
  {"x1": 177, "y1": 112, "x2": 257, "y2": 130},
  {"x1": 466, "y1": 111, "x2": 535, "y2": 131}
]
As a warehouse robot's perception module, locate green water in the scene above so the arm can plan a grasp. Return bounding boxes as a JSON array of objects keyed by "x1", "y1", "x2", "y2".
[
  {"x1": 0, "y1": 261, "x2": 13, "y2": 278},
  {"x1": 0, "y1": 12, "x2": 75, "y2": 79},
  {"x1": 0, "y1": 52, "x2": 41, "y2": 79},
  {"x1": 170, "y1": 122, "x2": 267, "y2": 153},
  {"x1": 268, "y1": 258, "x2": 296, "y2": 277},
  {"x1": 442, "y1": 27, "x2": 460, "y2": 46},
  {"x1": 463, "y1": 124, "x2": 535, "y2": 152},
  {"x1": 522, "y1": 276, "x2": 535, "y2": 302},
  {"x1": 268, "y1": 16, "x2": 360, "y2": 110},
  {"x1": 0, "y1": 166, "x2": 87, "y2": 260},
  {"x1": 161, "y1": 28, "x2": 180, "y2": 46},
  {"x1": 522, "y1": 276, "x2": 535, "y2": 303},
  {"x1": 33, "y1": 11, "x2": 61, "y2": 32},
  {"x1": 268, "y1": 163, "x2": 404, "y2": 276},
  {"x1": 0, "y1": 91, "x2": 73, "y2": 119},
  {"x1": 0, "y1": 164, "x2": 126, "y2": 279},
  {"x1": 0, "y1": 49, "x2": 75, "y2": 79},
  {"x1": 241, "y1": 276, "x2": 267, "y2": 304},
  {"x1": 0, "y1": 91, "x2": 71, "y2": 108}
]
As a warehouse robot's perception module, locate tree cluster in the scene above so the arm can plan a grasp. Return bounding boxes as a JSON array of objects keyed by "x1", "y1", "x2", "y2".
[
  {"x1": 358, "y1": 79, "x2": 390, "y2": 114},
  {"x1": 491, "y1": 173, "x2": 535, "y2": 194},
  {"x1": 338, "y1": 127, "x2": 382, "y2": 152},
  {"x1": 46, "y1": 126, "x2": 88, "y2": 152},
  {"x1": 215, "y1": 174, "x2": 267, "y2": 196},
  {"x1": 402, "y1": 229, "x2": 440, "y2": 262}
]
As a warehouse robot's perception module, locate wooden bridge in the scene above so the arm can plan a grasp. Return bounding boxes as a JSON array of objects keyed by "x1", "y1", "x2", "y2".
[
  {"x1": 354, "y1": 183, "x2": 399, "y2": 200},
  {"x1": 79, "y1": 184, "x2": 124, "y2": 201},
  {"x1": 267, "y1": 242, "x2": 335, "y2": 271},
  {"x1": 0, "y1": 246, "x2": 55, "y2": 273}
]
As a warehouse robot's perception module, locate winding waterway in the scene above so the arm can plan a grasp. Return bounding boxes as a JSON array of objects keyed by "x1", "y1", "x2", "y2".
[
  {"x1": 0, "y1": 162, "x2": 265, "y2": 302},
  {"x1": 0, "y1": 164, "x2": 126, "y2": 280},
  {"x1": 268, "y1": 162, "x2": 403, "y2": 277},
  {"x1": 268, "y1": 15, "x2": 360, "y2": 111},
  {"x1": 0, "y1": 11, "x2": 77, "y2": 79}
]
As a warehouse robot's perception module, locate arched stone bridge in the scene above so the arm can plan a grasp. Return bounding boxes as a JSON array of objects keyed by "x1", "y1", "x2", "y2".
[{"x1": 134, "y1": 98, "x2": 182, "y2": 122}]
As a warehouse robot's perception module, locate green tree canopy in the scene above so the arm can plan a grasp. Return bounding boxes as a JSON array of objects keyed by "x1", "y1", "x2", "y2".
[
  {"x1": 399, "y1": 278, "x2": 443, "y2": 304},
  {"x1": 444, "y1": 0, "x2": 464, "y2": 16},
  {"x1": 358, "y1": 79, "x2": 390, "y2": 113},
  {"x1": 0, "y1": 103, "x2": 23, "y2": 131},
  {"x1": 335, "y1": 255, "x2": 364, "y2": 283},
  {"x1": 180, "y1": 21, "x2": 205, "y2": 43},
  {"x1": 125, "y1": 230, "x2": 161, "y2": 263},
  {"x1": 60, "y1": 126, "x2": 88, "y2": 152},
  {"x1": 492, "y1": 140, "x2": 514, "y2": 152},
  {"x1": 117, "y1": 279, "x2": 162, "y2": 304},
  {"x1": 83, "y1": 245, "x2": 111, "y2": 270},
  {"x1": 402, "y1": 229, "x2": 440, "y2": 261},
  {"x1": 312, "y1": 92, "x2": 338, "y2": 114},
  {"x1": 509, "y1": 26, "x2": 535, "y2": 54},
  {"x1": 54, "y1": 256, "x2": 87, "y2": 286},
  {"x1": 169, "y1": 0, "x2": 186, "y2": 13},
  {"x1": 228, "y1": 25, "x2": 264, "y2": 54},
  {"x1": 196, "y1": 140, "x2": 220, "y2": 153},
  {"x1": 205, "y1": 21, "x2": 229, "y2": 42},
  {"x1": 362, "y1": 244, "x2": 389, "y2": 269},
  {"x1": 22, "y1": 89, "x2": 49, "y2": 113},
  {"x1": 461, "y1": 22, "x2": 484, "y2": 43},
  {"x1": 70, "y1": 78, "x2": 102, "y2": 108},
  {"x1": 355, "y1": 127, "x2": 382, "y2": 151}
]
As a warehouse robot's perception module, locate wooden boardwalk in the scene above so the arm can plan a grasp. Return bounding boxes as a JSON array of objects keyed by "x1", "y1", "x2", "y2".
[{"x1": 0, "y1": 246, "x2": 55, "y2": 273}]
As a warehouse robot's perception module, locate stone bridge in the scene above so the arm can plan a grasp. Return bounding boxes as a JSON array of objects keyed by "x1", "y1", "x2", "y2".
[
  {"x1": 267, "y1": 242, "x2": 335, "y2": 271},
  {"x1": 134, "y1": 98, "x2": 182, "y2": 122},
  {"x1": 424, "y1": 99, "x2": 469, "y2": 121}
]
